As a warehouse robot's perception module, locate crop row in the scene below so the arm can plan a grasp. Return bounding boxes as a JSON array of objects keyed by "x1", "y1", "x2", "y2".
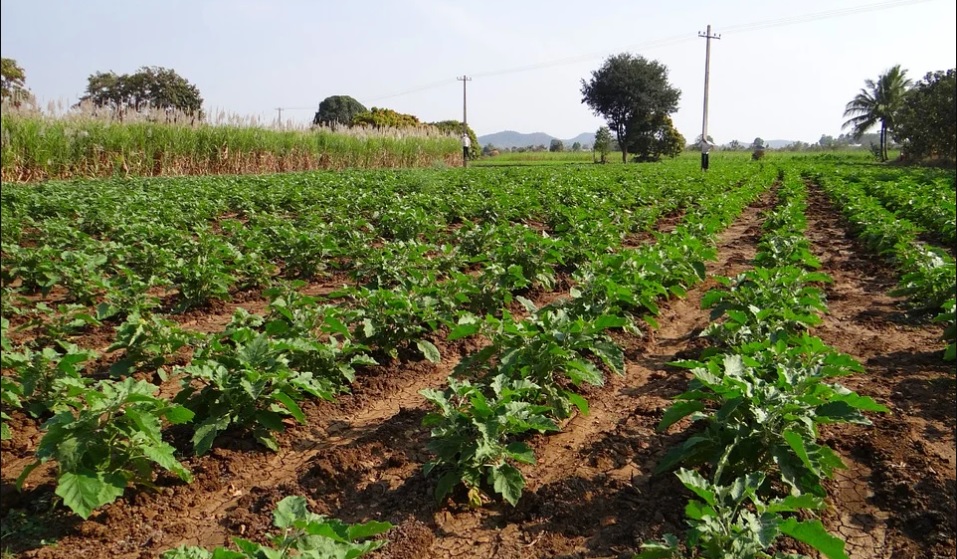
[
  {"x1": 638, "y1": 175, "x2": 886, "y2": 559},
  {"x1": 806, "y1": 166, "x2": 955, "y2": 361},
  {"x1": 1, "y1": 162, "x2": 779, "y2": 520},
  {"x1": 418, "y1": 167, "x2": 772, "y2": 505}
]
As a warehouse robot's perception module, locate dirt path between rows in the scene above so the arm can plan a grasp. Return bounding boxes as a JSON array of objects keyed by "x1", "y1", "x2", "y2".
[{"x1": 803, "y1": 184, "x2": 956, "y2": 559}]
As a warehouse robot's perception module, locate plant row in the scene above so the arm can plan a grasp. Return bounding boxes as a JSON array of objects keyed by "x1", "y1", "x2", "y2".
[
  {"x1": 638, "y1": 175, "x2": 886, "y2": 559},
  {"x1": 807, "y1": 168, "x2": 955, "y2": 361},
  {"x1": 418, "y1": 170, "x2": 772, "y2": 506},
  {"x1": 1, "y1": 163, "x2": 777, "y2": 519}
]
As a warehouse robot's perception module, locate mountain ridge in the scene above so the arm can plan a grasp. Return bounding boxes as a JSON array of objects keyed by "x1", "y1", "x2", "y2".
[{"x1": 477, "y1": 130, "x2": 594, "y2": 149}]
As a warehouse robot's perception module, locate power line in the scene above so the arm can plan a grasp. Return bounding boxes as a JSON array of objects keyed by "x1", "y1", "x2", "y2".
[{"x1": 286, "y1": 0, "x2": 933, "y2": 109}]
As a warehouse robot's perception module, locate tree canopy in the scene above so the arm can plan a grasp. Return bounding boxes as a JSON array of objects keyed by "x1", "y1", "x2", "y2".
[
  {"x1": 894, "y1": 69, "x2": 956, "y2": 162},
  {"x1": 581, "y1": 53, "x2": 681, "y2": 163},
  {"x1": 1, "y1": 57, "x2": 32, "y2": 106},
  {"x1": 313, "y1": 95, "x2": 367, "y2": 126},
  {"x1": 842, "y1": 64, "x2": 911, "y2": 161},
  {"x1": 79, "y1": 66, "x2": 203, "y2": 117},
  {"x1": 630, "y1": 115, "x2": 685, "y2": 162},
  {"x1": 352, "y1": 107, "x2": 420, "y2": 128}
]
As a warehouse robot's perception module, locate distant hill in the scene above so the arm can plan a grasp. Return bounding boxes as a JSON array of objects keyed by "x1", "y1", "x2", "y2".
[{"x1": 478, "y1": 130, "x2": 595, "y2": 149}]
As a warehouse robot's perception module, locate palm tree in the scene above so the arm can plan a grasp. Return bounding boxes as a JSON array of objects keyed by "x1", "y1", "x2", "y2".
[{"x1": 842, "y1": 65, "x2": 912, "y2": 161}]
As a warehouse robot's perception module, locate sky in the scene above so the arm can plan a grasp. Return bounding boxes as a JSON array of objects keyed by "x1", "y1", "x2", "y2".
[{"x1": 2, "y1": 0, "x2": 955, "y2": 144}]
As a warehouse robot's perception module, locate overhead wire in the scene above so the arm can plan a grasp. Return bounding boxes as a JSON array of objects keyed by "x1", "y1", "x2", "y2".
[{"x1": 308, "y1": 0, "x2": 935, "y2": 106}]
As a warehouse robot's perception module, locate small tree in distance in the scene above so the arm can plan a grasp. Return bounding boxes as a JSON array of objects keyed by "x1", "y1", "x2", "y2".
[
  {"x1": 593, "y1": 126, "x2": 612, "y2": 163},
  {"x1": 79, "y1": 66, "x2": 203, "y2": 118},
  {"x1": 549, "y1": 138, "x2": 564, "y2": 152},
  {"x1": 313, "y1": 95, "x2": 367, "y2": 126}
]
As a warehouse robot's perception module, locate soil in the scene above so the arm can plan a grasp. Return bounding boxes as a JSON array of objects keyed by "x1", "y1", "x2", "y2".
[{"x1": 1, "y1": 186, "x2": 953, "y2": 559}]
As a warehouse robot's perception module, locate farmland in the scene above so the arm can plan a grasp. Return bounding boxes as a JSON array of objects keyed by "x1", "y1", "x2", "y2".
[{"x1": 1, "y1": 154, "x2": 954, "y2": 559}]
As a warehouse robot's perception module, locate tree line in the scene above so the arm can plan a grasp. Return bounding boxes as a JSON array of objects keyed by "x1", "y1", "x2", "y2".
[{"x1": 843, "y1": 65, "x2": 955, "y2": 162}]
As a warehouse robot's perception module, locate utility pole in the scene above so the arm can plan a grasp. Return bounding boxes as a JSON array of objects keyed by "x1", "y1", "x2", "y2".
[
  {"x1": 457, "y1": 75, "x2": 472, "y2": 167},
  {"x1": 698, "y1": 24, "x2": 720, "y2": 171},
  {"x1": 275, "y1": 107, "x2": 284, "y2": 128}
]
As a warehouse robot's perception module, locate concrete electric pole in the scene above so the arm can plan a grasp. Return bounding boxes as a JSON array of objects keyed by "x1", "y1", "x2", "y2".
[
  {"x1": 457, "y1": 75, "x2": 472, "y2": 167},
  {"x1": 698, "y1": 25, "x2": 720, "y2": 171}
]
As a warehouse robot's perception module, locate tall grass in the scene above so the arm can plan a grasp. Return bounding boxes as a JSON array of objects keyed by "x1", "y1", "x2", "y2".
[{"x1": 0, "y1": 101, "x2": 461, "y2": 182}]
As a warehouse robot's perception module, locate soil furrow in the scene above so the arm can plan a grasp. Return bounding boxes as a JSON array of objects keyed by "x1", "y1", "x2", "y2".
[{"x1": 803, "y1": 184, "x2": 956, "y2": 559}]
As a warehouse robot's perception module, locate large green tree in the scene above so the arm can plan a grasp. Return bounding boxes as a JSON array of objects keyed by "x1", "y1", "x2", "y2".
[
  {"x1": 581, "y1": 53, "x2": 681, "y2": 163},
  {"x1": 312, "y1": 95, "x2": 367, "y2": 126},
  {"x1": 842, "y1": 65, "x2": 911, "y2": 161},
  {"x1": 1, "y1": 57, "x2": 32, "y2": 106},
  {"x1": 80, "y1": 66, "x2": 203, "y2": 117},
  {"x1": 893, "y1": 69, "x2": 956, "y2": 162}
]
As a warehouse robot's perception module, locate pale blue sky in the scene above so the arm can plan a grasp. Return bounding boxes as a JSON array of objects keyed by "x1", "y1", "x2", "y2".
[{"x1": 2, "y1": 0, "x2": 954, "y2": 143}]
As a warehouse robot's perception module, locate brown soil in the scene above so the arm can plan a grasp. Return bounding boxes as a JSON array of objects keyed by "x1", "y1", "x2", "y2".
[
  {"x1": 804, "y1": 185, "x2": 956, "y2": 559},
  {"x1": 2, "y1": 188, "x2": 954, "y2": 559}
]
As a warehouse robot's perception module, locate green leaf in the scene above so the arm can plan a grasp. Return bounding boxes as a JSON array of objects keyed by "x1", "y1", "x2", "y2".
[
  {"x1": 434, "y1": 469, "x2": 462, "y2": 502},
  {"x1": 565, "y1": 390, "x2": 590, "y2": 416},
  {"x1": 56, "y1": 470, "x2": 127, "y2": 519},
  {"x1": 505, "y1": 441, "x2": 536, "y2": 464},
  {"x1": 255, "y1": 409, "x2": 287, "y2": 432},
  {"x1": 565, "y1": 359, "x2": 604, "y2": 386},
  {"x1": 676, "y1": 468, "x2": 715, "y2": 506},
  {"x1": 273, "y1": 495, "x2": 310, "y2": 529},
  {"x1": 448, "y1": 322, "x2": 480, "y2": 341},
  {"x1": 164, "y1": 405, "x2": 195, "y2": 425},
  {"x1": 416, "y1": 340, "x2": 441, "y2": 364},
  {"x1": 657, "y1": 401, "x2": 705, "y2": 431},
  {"x1": 783, "y1": 430, "x2": 815, "y2": 473},
  {"x1": 273, "y1": 391, "x2": 305, "y2": 423},
  {"x1": 490, "y1": 463, "x2": 525, "y2": 506},
  {"x1": 346, "y1": 519, "x2": 393, "y2": 540},
  {"x1": 593, "y1": 314, "x2": 627, "y2": 330},
  {"x1": 779, "y1": 518, "x2": 849, "y2": 559},
  {"x1": 142, "y1": 443, "x2": 193, "y2": 482}
]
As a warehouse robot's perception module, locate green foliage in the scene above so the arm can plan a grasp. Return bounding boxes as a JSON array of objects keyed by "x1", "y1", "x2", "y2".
[
  {"x1": 636, "y1": 469, "x2": 848, "y2": 559},
  {"x1": 79, "y1": 66, "x2": 204, "y2": 116},
  {"x1": 161, "y1": 495, "x2": 392, "y2": 559},
  {"x1": 842, "y1": 65, "x2": 912, "y2": 161},
  {"x1": 352, "y1": 107, "x2": 420, "y2": 129},
  {"x1": 421, "y1": 376, "x2": 558, "y2": 506},
  {"x1": 581, "y1": 53, "x2": 681, "y2": 163},
  {"x1": 176, "y1": 311, "x2": 345, "y2": 455},
  {"x1": 702, "y1": 267, "x2": 830, "y2": 347},
  {"x1": 658, "y1": 340, "x2": 886, "y2": 496},
  {"x1": 630, "y1": 115, "x2": 686, "y2": 162},
  {"x1": 16, "y1": 378, "x2": 194, "y2": 519},
  {"x1": 1, "y1": 57, "x2": 31, "y2": 106},
  {"x1": 894, "y1": 68, "x2": 956, "y2": 162},
  {"x1": 593, "y1": 126, "x2": 613, "y2": 163},
  {"x1": 4, "y1": 342, "x2": 98, "y2": 418},
  {"x1": 549, "y1": 138, "x2": 564, "y2": 152},
  {"x1": 313, "y1": 95, "x2": 368, "y2": 127},
  {"x1": 107, "y1": 311, "x2": 198, "y2": 375},
  {"x1": 936, "y1": 298, "x2": 956, "y2": 361}
]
